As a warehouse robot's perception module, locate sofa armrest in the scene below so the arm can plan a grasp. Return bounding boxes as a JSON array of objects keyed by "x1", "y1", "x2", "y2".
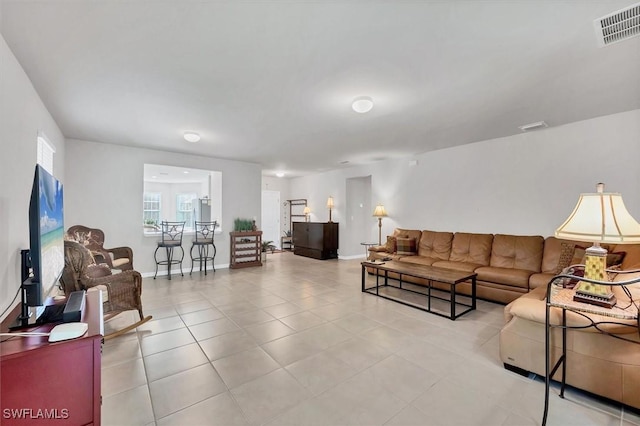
[{"x1": 369, "y1": 245, "x2": 388, "y2": 253}]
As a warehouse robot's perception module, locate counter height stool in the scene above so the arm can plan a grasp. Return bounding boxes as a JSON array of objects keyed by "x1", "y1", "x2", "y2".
[
  {"x1": 190, "y1": 221, "x2": 218, "y2": 275},
  {"x1": 153, "y1": 221, "x2": 185, "y2": 280}
]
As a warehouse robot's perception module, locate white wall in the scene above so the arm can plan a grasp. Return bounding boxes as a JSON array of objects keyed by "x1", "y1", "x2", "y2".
[
  {"x1": 290, "y1": 110, "x2": 640, "y2": 258},
  {"x1": 65, "y1": 139, "x2": 262, "y2": 275},
  {"x1": 0, "y1": 34, "x2": 66, "y2": 322}
]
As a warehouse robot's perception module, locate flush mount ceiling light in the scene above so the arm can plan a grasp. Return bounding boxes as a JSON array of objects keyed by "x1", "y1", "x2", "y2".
[
  {"x1": 518, "y1": 121, "x2": 548, "y2": 131},
  {"x1": 183, "y1": 132, "x2": 201, "y2": 143},
  {"x1": 276, "y1": 172, "x2": 285, "y2": 178},
  {"x1": 352, "y1": 96, "x2": 374, "y2": 113}
]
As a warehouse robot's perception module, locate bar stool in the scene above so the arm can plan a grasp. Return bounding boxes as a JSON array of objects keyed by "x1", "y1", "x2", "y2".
[
  {"x1": 190, "y1": 221, "x2": 218, "y2": 275},
  {"x1": 153, "y1": 221, "x2": 185, "y2": 280}
]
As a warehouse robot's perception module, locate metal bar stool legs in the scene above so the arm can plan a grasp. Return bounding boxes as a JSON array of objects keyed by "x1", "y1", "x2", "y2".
[
  {"x1": 190, "y1": 242, "x2": 216, "y2": 275},
  {"x1": 153, "y1": 244, "x2": 184, "y2": 280},
  {"x1": 154, "y1": 221, "x2": 185, "y2": 280},
  {"x1": 190, "y1": 221, "x2": 218, "y2": 276}
]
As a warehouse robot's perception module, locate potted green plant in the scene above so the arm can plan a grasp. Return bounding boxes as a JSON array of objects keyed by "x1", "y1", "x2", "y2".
[
  {"x1": 261, "y1": 240, "x2": 276, "y2": 262},
  {"x1": 234, "y1": 218, "x2": 254, "y2": 232}
]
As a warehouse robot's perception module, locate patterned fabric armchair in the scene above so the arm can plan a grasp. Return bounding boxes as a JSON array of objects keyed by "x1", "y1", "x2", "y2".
[
  {"x1": 59, "y1": 240, "x2": 151, "y2": 339},
  {"x1": 66, "y1": 225, "x2": 134, "y2": 271}
]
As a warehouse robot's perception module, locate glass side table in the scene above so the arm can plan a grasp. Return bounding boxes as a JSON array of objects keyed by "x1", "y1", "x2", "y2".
[
  {"x1": 360, "y1": 242, "x2": 378, "y2": 260},
  {"x1": 543, "y1": 271, "x2": 640, "y2": 425}
]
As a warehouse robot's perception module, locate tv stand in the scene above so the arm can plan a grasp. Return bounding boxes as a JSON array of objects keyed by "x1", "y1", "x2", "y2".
[
  {"x1": 8, "y1": 249, "x2": 40, "y2": 330},
  {"x1": 1, "y1": 290, "x2": 104, "y2": 425}
]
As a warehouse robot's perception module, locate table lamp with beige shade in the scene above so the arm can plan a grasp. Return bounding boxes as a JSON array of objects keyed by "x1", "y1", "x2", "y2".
[
  {"x1": 303, "y1": 206, "x2": 311, "y2": 222},
  {"x1": 555, "y1": 183, "x2": 640, "y2": 308},
  {"x1": 327, "y1": 196, "x2": 334, "y2": 223}
]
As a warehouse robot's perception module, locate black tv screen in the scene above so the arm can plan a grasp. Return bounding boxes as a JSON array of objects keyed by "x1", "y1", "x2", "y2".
[{"x1": 28, "y1": 164, "x2": 64, "y2": 306}]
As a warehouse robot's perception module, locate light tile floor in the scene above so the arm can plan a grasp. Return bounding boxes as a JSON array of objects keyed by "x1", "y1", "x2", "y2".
[{"x1": 101, "y1": 252, "x2": 640, "y2": 425}]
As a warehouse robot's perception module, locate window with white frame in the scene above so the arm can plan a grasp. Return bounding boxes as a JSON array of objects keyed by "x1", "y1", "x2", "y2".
[
  {"x1": 142, "y1": 164, "x2": 223, "y2": 234},
  {"x1": 176, "y1": 193, "x2": 197, "y2": 227},
  {"x1": 37, "y1": 132, "x2": 55, "y2": 174},
  {"x1": 143, "y1": 192, "x2": 161, "y2": 228}
]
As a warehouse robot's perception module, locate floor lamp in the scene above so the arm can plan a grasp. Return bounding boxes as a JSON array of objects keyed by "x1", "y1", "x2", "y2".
[{"x1": 373, "y1": 204, "x2": 388, "y2": 245}]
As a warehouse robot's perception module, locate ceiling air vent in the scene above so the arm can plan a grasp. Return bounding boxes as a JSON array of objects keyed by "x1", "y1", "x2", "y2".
[{"x1": 594, "y1": 2, "x2": 640, "y2": 47}]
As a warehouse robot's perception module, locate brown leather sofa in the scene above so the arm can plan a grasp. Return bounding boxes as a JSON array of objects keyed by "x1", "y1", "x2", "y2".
[
  {"x1": 369, "y1": 229, "x2": 546, "y2": 304},
  {"x1": 369, "y1": 228, "x2": 640, "y2": 408}
]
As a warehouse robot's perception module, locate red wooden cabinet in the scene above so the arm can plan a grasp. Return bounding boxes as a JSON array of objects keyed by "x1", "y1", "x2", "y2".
[{"x1": 1, "y1": 291, "x2": 103, "y2": 425}]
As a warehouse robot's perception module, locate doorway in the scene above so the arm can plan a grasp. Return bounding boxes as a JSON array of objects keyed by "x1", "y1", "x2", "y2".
[
  {"x1": 345, "y1": 176, "x2": 372, "y2": 258},
  {"x1": 261, "y1": 190, "x2": 281, "y2": 249}
]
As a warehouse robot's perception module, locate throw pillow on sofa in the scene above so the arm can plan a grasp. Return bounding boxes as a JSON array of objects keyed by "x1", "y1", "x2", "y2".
[
  {"x1": 385, "y1": 236, "x2": 398, "y2": 253},
  {"x1": 396, "y1": 237, "x2": 417, "y2": 256},
  {"x1": 571, "y1": 245, "x2": 626, "y2": 268},
  {"x1": 555, "y1": 242, "x2": 576, "y2": 274}
]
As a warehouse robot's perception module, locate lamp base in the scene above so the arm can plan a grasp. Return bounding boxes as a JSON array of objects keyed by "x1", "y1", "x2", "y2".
[
  {"x1": 572, "y1": 242, "x2": 616, "y2": 308},
  {"x1": 573, "y1": 289, "x2": 616, "y2": 309}
]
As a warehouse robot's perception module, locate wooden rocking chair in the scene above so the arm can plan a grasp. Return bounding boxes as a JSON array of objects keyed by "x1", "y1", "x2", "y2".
[{"x1": 59, "y1": 241, "x2": 152, "y2": 340}]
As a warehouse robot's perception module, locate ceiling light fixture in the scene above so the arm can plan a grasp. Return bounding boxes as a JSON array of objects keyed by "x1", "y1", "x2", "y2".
[
  {"x1": 276, "y1": 172, "x2": 285, "y2": 178},
  {"x1": 518, "y1": 121, "x2": 548, "y2": 132},
  {"x1": 352, "y1": 96, "x2": 374, "y2": 113},
  {"x1": 183, "y1": 132, "x2": 201, "y2": 143}
]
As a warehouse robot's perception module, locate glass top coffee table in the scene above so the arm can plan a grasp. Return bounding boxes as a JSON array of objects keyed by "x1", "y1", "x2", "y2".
[{"x1": 361, "y1": 260, "x2": 477, "y2": 320}]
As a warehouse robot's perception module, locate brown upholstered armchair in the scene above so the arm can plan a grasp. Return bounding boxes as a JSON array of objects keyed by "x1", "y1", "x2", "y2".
[
  {"x1": 60, "y1": 240, "x2": 151, "y2": 340},
  {"x1": 66, "y1": 225, "x2": 134, "y2": 272}
]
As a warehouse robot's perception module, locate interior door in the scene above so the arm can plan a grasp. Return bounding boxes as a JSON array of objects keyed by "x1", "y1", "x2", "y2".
[{"x1": 261, "y1": 190, "x2": 281, "y2": 249}]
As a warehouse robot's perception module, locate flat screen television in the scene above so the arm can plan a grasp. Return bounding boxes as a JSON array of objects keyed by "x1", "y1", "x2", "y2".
[{"x1": 11, "y1": 165, "x2": 64, "y2": 328}]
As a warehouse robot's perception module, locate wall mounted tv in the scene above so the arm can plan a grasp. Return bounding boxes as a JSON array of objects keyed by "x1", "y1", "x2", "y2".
[{"x1": 10, "y1": 164, "x2": 64, "y2": 329}]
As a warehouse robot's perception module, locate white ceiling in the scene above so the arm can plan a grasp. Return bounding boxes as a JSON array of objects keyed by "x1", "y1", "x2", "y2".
[{"x1": 2, "y1": 1, "x2": 639, "y2": 177}]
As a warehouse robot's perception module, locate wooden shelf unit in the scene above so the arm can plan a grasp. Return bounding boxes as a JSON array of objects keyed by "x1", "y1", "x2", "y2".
[
  {"x1": 229, "y1": 231, "x2": 263, "y2": 269},
  {"x1": 287, "y1": 199, "x2": 307, "y2": 234}
]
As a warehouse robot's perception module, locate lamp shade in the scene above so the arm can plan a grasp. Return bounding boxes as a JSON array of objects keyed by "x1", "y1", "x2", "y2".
[
  {"x1": 373, "y1": 204, "x2": 387, "y2": 218},
  {"x1": 303, "y1": 206, "x2": 311, "y2": 215},
  {"x1": 327, "y1": 196, "x2": 335, "y2": 209},
  {"x1": 555, "y1": 184, "x2": 640, "y2": 244}
]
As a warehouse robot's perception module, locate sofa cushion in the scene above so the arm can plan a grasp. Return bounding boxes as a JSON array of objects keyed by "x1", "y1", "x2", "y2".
[
  {"x1": 449, "y1": 232, "x2": 493, "y2": 265},
  {"x1": 417, "y1": 230, "x2": 453, "y2": 260},
  {"x1": 400, "y1": 256, "x2": 438, "y2": 266},
  {"x1": 396, "y1": 237, "x2": 417, "y2": 255},
  {"x1": 490, "y1": 234, "x2": 544, "y2": 272},
  {"x1": 611, "y1": 270, "x2": 640, "y2": 302},
  {"x1": 431, "y1": 260, "x2": 481, "y2": 273},
  {"x1": 369, "y1": 251, "x2": 403, "y2": 261},
  {"x1": 614, "y1": 244, "x2": 640, "y2": 270},
  {"x1": 369, "y1": 245, "x2": 388, "y2": 253},
  {"x1": 529, "y1": 272, "x2": 556, "y2": 290},
  {"x1": 475, "y1": 266, "x2": 533, "y2": 289}
]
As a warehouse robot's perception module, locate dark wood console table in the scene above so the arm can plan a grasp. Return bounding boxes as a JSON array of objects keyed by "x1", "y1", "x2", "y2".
[
  {"x1": 1, "y1": 290, "x2": 103, "y2": 425},
  {"x1": 293, "y1": 222, "x2": 338, "y2": 260}
]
